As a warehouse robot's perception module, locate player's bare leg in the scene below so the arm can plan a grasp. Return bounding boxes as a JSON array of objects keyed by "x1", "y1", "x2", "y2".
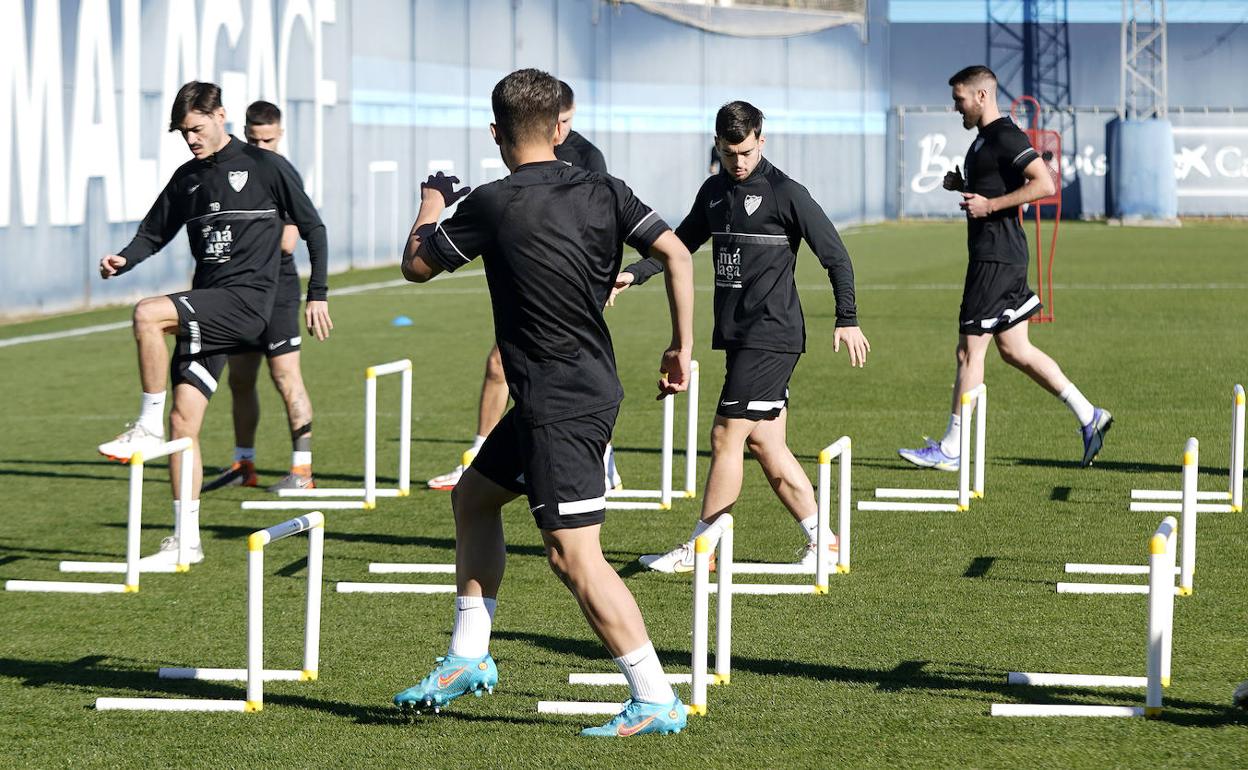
[
  {"x1": 141, "y1": 383, "x2": 209, "y2": 567},
  {"x1": 746, "y1": 409, "x2": 835, "y2": 564},
  {"x1": 899, "y1": 333, "x2": 992, "y2": 471},
  {"x1": 995, "y1": 322, "x2": 1112, "y2": 466},
  {"x1": 267, "y1": 351, "x2": 316, "y2": 490},
  {"x1": 428, "y1": 345, "x2": 509, "y2": 490},
  {"x1": 99, "y1": 296, "x2": 180, "y2": 461},
  {"x1": 203, "y1": 352, "x2": 264, "y2": 491}
]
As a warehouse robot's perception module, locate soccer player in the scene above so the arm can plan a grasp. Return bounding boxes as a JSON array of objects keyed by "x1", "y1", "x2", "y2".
[
  {"x1": 427, "y1": 80, "x2": 619, "y2": 491},
  {"x1": 897, "y1": 65, "x2": 1111, "y2": 471},
  {"x1": 97, "y1": 82, "x2": 329, "y2": 567},
  {"x1": 393, "y1": 68, "x2": 694, "y2": 738},
  {"x1": 615, "y1": 101, "x2": 869, "y2": 574},
  {"x1": 203, "y1": 100, "x2": 330, "y2": 493}
]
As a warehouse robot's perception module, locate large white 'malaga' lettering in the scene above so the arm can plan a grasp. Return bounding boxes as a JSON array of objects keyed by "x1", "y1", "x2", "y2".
[{"x1": 0, "y1": 0, "x2": 338, "y2": 229}]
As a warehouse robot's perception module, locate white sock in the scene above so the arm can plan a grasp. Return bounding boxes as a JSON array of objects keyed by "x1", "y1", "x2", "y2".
[
  {"x1": 449, "y1": 595, "x2": 494, "y2": 658},
  {"x1": 174, "y1": 499, "x2": 201, "y2": 549},
  {"x1": 799, "y1": 514, "x2": 819, "y2": 543},
  {"x1": 138, "y1": 392, "x2": 166, "y2": 435},
  {"x1": 615, "y1": 642, "x2": 675, "y2": 705},
  {"x1": 471, "y1": 435, "x2": 487, "y2": 452},
  {"x1": 1060, "y1": 384, "x2": 1096, "y2": 427},
  {"x1": 291, "y1": 450, "x2": 312, "y2": 469},
  {"x1": 686, "y1": 519, "x2": 714, "y2": 548},
  {"x1": 234, "y1": 446, "x2": 255, "y2": 463},
  {"x1": 939, "y1": 412, "x2": 961, "y2": 457}
]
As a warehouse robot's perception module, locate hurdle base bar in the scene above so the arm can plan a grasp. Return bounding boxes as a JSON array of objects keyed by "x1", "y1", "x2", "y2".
[
  {"x1": 857, "y1": 501, "x2": 962, "y2": 512},
  {"x1": 335, "y1": 582, "x2": 455, "y2": 594},
  {"x1": 1007, "y1": 672, "x2": 1148, "y2": 688},
  {"x1": 732, "y1": 562, "x2": 816, "y2": 576},
  {"x1": 5, "y1": 580, "x2": 135, "y2": 594},
  {"x1": 568, "y1": 673, "x2": 693, "y2": 686},
  {"x1": 706, "y1": 583, "x2": 821, "y2": 595},
  {"x1": 874, "y1": 488, "x2": 960, "y2": 499},
  {"x1": 990, "y1": 704, "x2": 1148, "y2": 718},
  {"x1": 242, "y1": 500, "x2": 371, "y2": 511},
  {"x1": 95, "y1": 697, "x2": 258, "y2": 713},
  {"x1": 604, "y1": 501, "x2": 670, "y2": 511},
  {"x1": 159, "y1": 667, "x2": 316, "y2": 682},
  {"x1": 368, "y1": 563, "x2": 456, "y2": 574},
  {"x1": 59, "y1": 561, "x2": 181, "y2": 574},
  {"x1": 277, "y1": 488, "x2": 403, "y2": 498},
  {"x1": 1056, "y1": 582, "x2": 1177, "y2": 595},
  {"x1": 1129, "y1": 501, "x2": 1234, "y2": 514},
  {"x1": 1064, "y1": 563, "x2": 1180, "y2": 575},
  {"x1": 1130, "y1": 489, "x2": 1231, "y2": 501}
]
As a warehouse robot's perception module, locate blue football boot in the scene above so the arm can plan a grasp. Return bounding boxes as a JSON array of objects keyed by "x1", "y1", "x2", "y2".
[
  {"x1": 394, "y1": 653, "x2": 498, "y2": 713},
  {"x1": 580, "y1": 697, "x2": 688, "y2": 738},
  {"x1": 1080, "y1": 408, "x2": 1114, "y2": 468},
  {"x1": 898, "y1": 439, "x2": 960, "y2": 472}
]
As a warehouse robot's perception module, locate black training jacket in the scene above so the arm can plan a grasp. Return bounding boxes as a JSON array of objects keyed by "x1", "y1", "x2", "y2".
[
  {"x1": 116, "y1": 136, "x2": 328, "y2": 311},
  {"x1": 624, "y1": 157, "x2": 857, "y2": 353}
]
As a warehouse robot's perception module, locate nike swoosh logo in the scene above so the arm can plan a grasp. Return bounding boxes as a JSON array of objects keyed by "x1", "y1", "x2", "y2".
[
  {"x1": 530, "y1": 504, "x2": 546, "y2": 512},
  {"x1": 188, "y1": 184, "x2": 200, "y2": 194},
  {"x1": 178, "y1": 296, "x2": 196, "y2": 314},
  {"x1": 709, "y1": 198, "x2": 724, "y2": 208},
  {"x1": 268, "y1": 340, "x2": 288, "y2": 351},
  {"x1": 720, "y1": 400, "x2": 739, "y2": 406},
  {"x1": 617, "y1": 715, "x2": 657, "y2": 736},
  {"x1": 438, "y1": 667, "x2": 466, "y2": 688}
]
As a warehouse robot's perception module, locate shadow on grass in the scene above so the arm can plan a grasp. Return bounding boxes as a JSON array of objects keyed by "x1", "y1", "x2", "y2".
[
  {"x1": 493, "y1": 630, "x2": 1241, "y2": 725},
  {"x1": 1004, "y1": 456, "x2": 1230, "y2": 476},
  {"x1": 0, "y1": 655, "x2": 541, "y2": 727}
]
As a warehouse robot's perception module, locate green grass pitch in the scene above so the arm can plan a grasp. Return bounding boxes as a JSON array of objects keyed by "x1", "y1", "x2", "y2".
[{"x1": 2, "y1": 220, "x2": 1247, "y2": 767}]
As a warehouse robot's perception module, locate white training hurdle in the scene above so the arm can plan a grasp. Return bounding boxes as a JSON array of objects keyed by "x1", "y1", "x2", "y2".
[
  {"x1": 991, "y1": 515, "x2": 1178, "y2": 718},
  {"x1": 242, "y1": 359, "x2": 413, "y2": 512},
  {"x1": 859, "y1": 385, "x2": 986, "y2": 513},
  {"x1": 6, "y1": 438, "x2": 194, "y2": 595},
  {"x1": 1062, "y1": 438, "x2": 1199, "y2": 597},
  {"x1": 537, "y1": 514, "x2": 734, "y2": 717},
  {"x1": 1129, "y1": 384, "x2": 1244, "y2": 514},
  {"x1": 95, "y1": 512, "x2": 325, "y2": 713},
  {"x1": 605, "y1": 360, "x2": 699, "y2": 511},
  {"x1": 719, "y1": 437, "x2": 852, "y2": 595},
  {"x1": 335, "y1": 563, "x2": 456, "y2": 594}
]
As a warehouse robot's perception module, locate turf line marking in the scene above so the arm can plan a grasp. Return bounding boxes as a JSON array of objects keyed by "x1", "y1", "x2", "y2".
[{"x1": 0, "y1": 270, "x2": 486, "y2": 349}]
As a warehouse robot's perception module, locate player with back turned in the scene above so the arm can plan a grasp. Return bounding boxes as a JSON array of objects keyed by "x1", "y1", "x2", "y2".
[
  {"x1": 393, "y1": 68, "x2": 696, "y2": 738},
  {"x1": 97, "y1": 82, "x2": 329, "y2": 568},
  {"x1": 897, "y1": 65, "x2": 1111, "y2": 471}
]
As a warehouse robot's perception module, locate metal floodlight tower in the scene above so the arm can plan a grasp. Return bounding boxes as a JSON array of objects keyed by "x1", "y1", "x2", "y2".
[
  {"x1": 988, "y1": 0, "x2": 1073, "y2": 132},
  {"x1": 1120, "y1": 0, "x2": 1168, "y2": 119}
]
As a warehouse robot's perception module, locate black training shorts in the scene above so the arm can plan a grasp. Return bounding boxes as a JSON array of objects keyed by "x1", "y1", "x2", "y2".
[
  {"x1": 168, "y1": 288, "x2": 266, "y2": 399},
  {"x1": 471, "y1": 406, "x2": 617, "y2": 530},
  {"x1": 958, "y1": 261, "x2": 1041, "y2": 336},
  {"x1": 259, "y1": 266, "x2": 302, "y2": 358},
  {"x1": 716, "y1": 348, "x2": 800, "y2": 421}
]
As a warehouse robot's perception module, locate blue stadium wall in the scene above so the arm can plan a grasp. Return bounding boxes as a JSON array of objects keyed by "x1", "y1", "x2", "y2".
[
  {"x1": 888, "y1": 1, "x2": 1248, "y2": 219},
  {"x1": 0, "y1": 0, "x2": 889, "y2": 319}
]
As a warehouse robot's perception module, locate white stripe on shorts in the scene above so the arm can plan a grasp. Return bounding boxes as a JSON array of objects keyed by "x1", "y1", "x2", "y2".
[
  {"x1": 975, "y1": 293, "x2": 1041, "y2": 330},
  {"x1": 187, "y1": 361, "x2": 219, "y2": 393},
  {"x1": 746, "y1": 398, "x2": 787, "y2": 412},
  {"x1": 558, "y1": 496, "x2": 607, "y2": 516}
]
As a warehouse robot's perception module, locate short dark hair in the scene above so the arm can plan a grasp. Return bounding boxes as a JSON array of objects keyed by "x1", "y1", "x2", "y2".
[
  {"x1": 948, "y1": 65, "x2": 998, "y2": 89},
  {"x1": 558, "y1": 81, "x2": 575, "y2": 112},
  {"x1": 715, "y1": 101, "x2": 764, "y2": 144},
  {"x1": 245, "y1": 100, "x2": 282, "y2": 126},
  {"x1": 169, "y1": 81, "x2": 223, "y2": 132},
  {"x1": 491, "y1": 69, "x2": 561, "y2": 146}
]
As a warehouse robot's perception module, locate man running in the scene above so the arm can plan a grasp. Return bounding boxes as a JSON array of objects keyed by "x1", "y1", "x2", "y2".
[
  {"x1": 97, "y1": 82, "x2": 329, "y2": 566},
  {"x1": 393, "y1": 68, "x2": 694, "y2": 737},
  {"x1": 898, "y1": 65, "x2": 1111, "y2": 471},
  {"x1": 616, "y1": 101, "x2": 869, "y2": 574},
  {"x1": 204, "y1": 100, "x2": 330, "y2": 493}
]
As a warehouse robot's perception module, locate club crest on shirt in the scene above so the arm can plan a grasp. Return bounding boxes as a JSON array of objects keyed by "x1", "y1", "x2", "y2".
[
  {"x1": 744, "y1": 194, "x2": 762, "y2": 216},
  {"x1": 228, "y1": 170, "x2": 248, "y2": 192}
]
